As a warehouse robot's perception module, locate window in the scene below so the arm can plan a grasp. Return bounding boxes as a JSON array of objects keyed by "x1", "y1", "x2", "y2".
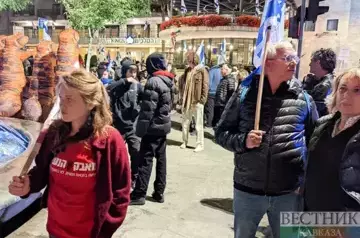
[
  {"x1": 24, "y1": 27, "x2": 35, "y2": 38},
  {"x1": 52, "y1": 3, "x2": 61, "y2": 15},
  {"x1": 327, "y1": 19, "x2": 338, "y2": 31},
  {"x1": 127, "y1": 25, "x2": 150, "y2": 38},
  {"x1": 304, "y1": 21, "x2": 315, "y2": 32},
  {"x1": 105, "y1": 26, "x2": 119, "y2": 38}
]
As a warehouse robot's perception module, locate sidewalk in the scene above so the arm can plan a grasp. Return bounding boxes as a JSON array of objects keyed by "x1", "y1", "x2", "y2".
[{"x1": 9, "y1": 114, "x2": 270, "y2": 238}]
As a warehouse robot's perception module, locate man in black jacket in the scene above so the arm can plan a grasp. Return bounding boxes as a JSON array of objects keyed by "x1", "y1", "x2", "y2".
[
  {"x1": 213, "y1": 63, "x2": 236, "y2": 126},
  {"x1": 108, "y1": 60, "x2": 142, "y2": 189},
  {"x1": 215, "y1": 41, "x2": 319, "y2": 238},
  {"x1": 303, "y1": 48, "x2": 336, "y2": 117},
  {"x1": 130, "y1": 53, "x2": 174, "y2": 205}
]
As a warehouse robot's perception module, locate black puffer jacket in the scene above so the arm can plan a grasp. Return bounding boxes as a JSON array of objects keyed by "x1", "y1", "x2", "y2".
[
  {"x1": 215, "y1": 74, "x2": 236, "y2": 107},
  {"x1": 215, "y1": 75, "x2": 319, "y2": 195},
  {"x1": 136, "y1": 74, "x2": 174, "y2": 137},
  {"x1": 306, "y1": 113, "x2": 360, "y2": 210},
  {"x1": 303, "y1": 73, "x2": 333, "y2": 117},
  {"x1": 108, "y1": 78, "x2": 143, "y2": 137}
]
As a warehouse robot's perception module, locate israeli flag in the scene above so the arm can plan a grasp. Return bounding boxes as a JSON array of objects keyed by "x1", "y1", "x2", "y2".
[
  {"x1": 43, "y1": 23, "x2": 51, "y2": 41},
  {"x1": 253, "y1": 0, "x2": 286, "y2": 67},
  {"x1": 144, "y1": 21, "x2": 149, "y2": 31},
  {"x1": 214, "y1": 0, "x2": 220, "y2": 14},
  {"x1": 217, "y1": 38, "x2": 227, "y2": 65},
  {"x1": 183, "y1": 41, "x2": 187, "y2": 51},
  {"x1": 181, "y1": 0, "x2": 187, "y2": 14},
  {"x1": 107, "y1": 60, "x2": 113, "y2": 72},
  {"x1": 196, "y1": 40, "x2": 206, "y2": 66}
]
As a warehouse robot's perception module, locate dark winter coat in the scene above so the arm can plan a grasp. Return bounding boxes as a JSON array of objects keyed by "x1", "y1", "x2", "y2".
[
  {"x1": 136, "y1": 73, "x2": 174, "y2": 138},
  {"x1": 215, "y1": 73, "x2": 319, "y2": 195},
  {"x1": 108, "y1": 78, "x2": 143, "y2": 137},
  {"x1": 215, "y1": 73, "x2": 236, "y2": 107},
  {"x1": 305, "y1": 112, "x2": 360, "y2": 210},
  {"x1": 303, "y1": 73, "x2": 333, "y2": 117}
]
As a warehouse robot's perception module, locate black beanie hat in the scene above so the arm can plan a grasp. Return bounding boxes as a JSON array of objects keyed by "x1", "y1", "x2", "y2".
[
  {"x1": 97, "y1": 66, "x2": 107, "y2": 78},
  {"x1": 121, "y1": 60, "x2": 135, "y2": 78},
  {"x1": 146, "y1": 52, "x2": 167, "y2": 76}
]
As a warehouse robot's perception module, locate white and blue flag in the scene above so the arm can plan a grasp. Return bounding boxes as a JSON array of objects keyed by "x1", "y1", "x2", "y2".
[
  {"x1": 214, "y1": 0, "x2": 220, "y2": 14},
  {"x1": 183, "y1": 41, "x2": 187, "y2": 51},
  {"x1": 253, "y1": 0, "x2": 286, "y2": 67},
  {"x1": 217, "y1": 38, "x2": 227, "y2": 65},
  {"x1": 196, "y1": 40, "x2": 206, "y2": 66},
  {"x1": 181, "y1": 0, "x2": 187, "y2": 14}
]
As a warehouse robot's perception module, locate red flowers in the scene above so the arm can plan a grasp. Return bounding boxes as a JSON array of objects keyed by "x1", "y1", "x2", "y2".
[
  {"x1": 160, "y1": 15, "x2": 231, "y2": 30},
  {"x1": 160, "y1": 15, "x2": 290, "y2": 30},
  {"x1": 235, "y1": 15, "x2": 261, "y2": 27}
]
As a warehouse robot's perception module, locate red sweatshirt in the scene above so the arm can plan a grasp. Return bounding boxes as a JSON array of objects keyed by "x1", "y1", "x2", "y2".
[
  {"x1": 26, "y1": 126, "x2": 131, "y2": 238},
  {"x1": 47, "y1": 140, "x2": 97, "y2": 238}
]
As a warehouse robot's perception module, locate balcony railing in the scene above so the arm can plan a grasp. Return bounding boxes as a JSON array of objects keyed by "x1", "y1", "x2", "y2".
[{"x1": 26, "y1": 33, "x2": 60, "y2": 45}]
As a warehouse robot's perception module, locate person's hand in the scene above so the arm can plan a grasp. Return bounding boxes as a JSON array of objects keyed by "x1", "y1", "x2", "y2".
[
  {"x1": 127, "y1": 77, "x2": 138, "y2": 84},
  {"x1": 246, "y1": 130, "x2": 265, "y2": 149},
  {"x1": 8, "y1": 175, "x2": 30, "y2": 197}
]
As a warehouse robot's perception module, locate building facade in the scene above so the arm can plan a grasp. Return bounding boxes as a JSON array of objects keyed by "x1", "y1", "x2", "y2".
[
  {"x1": 4, "y1": 0, "x2": 171, "y2": 62},
  {"x1": 295, "y1": 0, "x2": 360, "y2": 79},
  {"x1": 159, "y1": 23, "x2": 257, "y2": 68}
]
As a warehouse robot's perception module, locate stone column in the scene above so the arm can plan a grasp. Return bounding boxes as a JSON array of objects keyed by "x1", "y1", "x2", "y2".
[
  {"x1": 150, "y1": 24, "x2": 158, "y2": 38},
  {"x1": 119, "y1": 24, "x2": 127, "y2": 38}
]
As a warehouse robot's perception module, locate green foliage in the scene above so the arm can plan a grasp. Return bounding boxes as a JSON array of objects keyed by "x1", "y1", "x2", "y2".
[
  {"x1": 0, "y1": 0, "x2": 31, "y2": 11},
  {"x1": 58, "y1": 0, "x2": 151, "y2": 32}
]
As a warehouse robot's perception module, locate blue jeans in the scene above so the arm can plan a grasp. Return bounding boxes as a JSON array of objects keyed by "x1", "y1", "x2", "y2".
[{"x1": 233, "y1": 188, "x2": 301, "y2": 238}]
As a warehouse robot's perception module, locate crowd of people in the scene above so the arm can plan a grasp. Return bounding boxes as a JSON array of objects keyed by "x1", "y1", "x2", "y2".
[{"x1": 7, "y1": 41, "x2": 360, "y2": 238}]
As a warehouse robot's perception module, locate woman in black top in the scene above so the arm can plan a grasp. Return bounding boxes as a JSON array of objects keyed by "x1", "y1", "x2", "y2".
[{"x1": 304, "y1": 68, "x2": 360, "y2": 212}]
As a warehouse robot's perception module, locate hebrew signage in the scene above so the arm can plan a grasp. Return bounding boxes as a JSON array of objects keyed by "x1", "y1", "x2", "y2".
[{"x1": 98, "y1": 37, "x2": 161, "y2": 45}]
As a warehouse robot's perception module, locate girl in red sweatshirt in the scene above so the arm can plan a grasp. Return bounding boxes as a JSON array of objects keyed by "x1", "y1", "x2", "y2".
[{"x1": 9, "y1": 69, "x2": 131, "y2": 238}]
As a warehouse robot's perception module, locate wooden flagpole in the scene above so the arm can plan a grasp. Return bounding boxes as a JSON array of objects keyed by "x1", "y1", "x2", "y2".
[
  {"x1": 254, "y1": 26, "x2": 272, "y2": 130},
  {"x1": 20, "y1": 95, "x2": 60, "y2": 176}
]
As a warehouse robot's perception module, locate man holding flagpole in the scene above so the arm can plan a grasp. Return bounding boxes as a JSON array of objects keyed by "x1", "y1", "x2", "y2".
[{"x1": 215, "y1": 1, "x2": 319, "y2": 237}]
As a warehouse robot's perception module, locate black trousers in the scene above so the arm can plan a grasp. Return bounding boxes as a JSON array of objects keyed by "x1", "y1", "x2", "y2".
[
  {"x1": 213, "y1": 106, "x2": 224, "y2": 127},
  {"x1": 124, "y1": 132, "x2": 141, "y2": 180},
  {"x1": 204, "y1": 95, "x2": 215, "y2": 127},
  {"x1": 132, "y1": 134, "x2": 167, "y2": 198}
]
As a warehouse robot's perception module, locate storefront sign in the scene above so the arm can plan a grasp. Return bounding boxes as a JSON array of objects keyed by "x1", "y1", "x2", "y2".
[{"x1": 99, "y1": 37, "x2": 161, "y2": 45}]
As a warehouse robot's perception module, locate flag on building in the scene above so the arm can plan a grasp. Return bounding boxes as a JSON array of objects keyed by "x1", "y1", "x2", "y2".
[
  {"x1": 214, "y1": 0, "x2": 220, "y2": 14},
  {"x1": 107, "y1": 60, "x2": 113, "y2": 72},
  {"x1": 255, "y1": 0, "x2": 261, "y2": 16},
  {"x1": 253, "y1": 0, "x2": 285, "y2": 67},
  {"x1": 38, "y1": 18, "x2": 51, "y2": 41},
  {"x1": 217, "y1": 38, "x2": 227, "y2": 65},
  {"x1": 196, "y1": 40, "x2": 206, "y2": 65},
  {"x1": 144, "y1": 21, "x2": 149, "y2": 31},
  {"x1": 183, "y1": 41, "x2": 187, "y2": 51},
  {"x1": 181, "y1": 0, "x2": 187, "y2": 14},
  {"x1": 32, "y1": 21, "x2": 37, "y2": 30}
]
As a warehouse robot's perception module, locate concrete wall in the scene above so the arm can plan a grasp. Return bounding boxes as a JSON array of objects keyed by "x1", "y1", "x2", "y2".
[
  {"x1": 298, "y1": 0, "x2": 355, "y2": 79},
  {"x1": 346, "y1": 0, "x2": 360, "y2": 68}
]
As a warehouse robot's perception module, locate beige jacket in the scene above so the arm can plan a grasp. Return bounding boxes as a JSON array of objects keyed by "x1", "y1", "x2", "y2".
[{"x1": 180, "y1": 65, "x2": 209, "y2": 113}]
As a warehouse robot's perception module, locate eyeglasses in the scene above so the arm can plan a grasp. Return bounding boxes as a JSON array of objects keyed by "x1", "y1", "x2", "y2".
[{"x1": 280, "y1": 54, "x2": 300, "y2": 64}]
